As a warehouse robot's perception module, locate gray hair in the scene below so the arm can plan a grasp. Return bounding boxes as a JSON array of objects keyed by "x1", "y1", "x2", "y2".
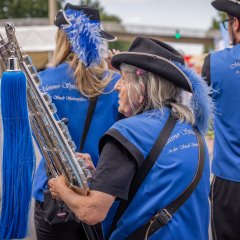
[{"x1": 120, "y1": 63, "x2": 194, "y2": 125}]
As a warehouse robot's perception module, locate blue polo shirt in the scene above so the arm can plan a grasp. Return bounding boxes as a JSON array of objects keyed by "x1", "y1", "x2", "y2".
[{"x1": 210, "y1": 44, "x2": 240, "y2": 182}]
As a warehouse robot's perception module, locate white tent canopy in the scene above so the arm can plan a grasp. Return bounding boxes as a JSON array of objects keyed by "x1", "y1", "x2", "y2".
[{"x1": 0, "y1": 25, "x2": 58, "y2": 52}]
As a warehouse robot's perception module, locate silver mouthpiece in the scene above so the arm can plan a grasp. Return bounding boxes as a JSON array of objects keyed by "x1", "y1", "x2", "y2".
[{"x1": 7, "y1": 57, "x2": 20, "y2": 71}]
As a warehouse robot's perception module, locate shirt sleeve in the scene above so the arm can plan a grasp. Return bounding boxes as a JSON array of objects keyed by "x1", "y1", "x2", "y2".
[
  {"x1": 201, "y1": 54, "x2": 211, "y2": 86},
  {"x1": 90, "y1": 136, "x2": 138, "y2": 201}
]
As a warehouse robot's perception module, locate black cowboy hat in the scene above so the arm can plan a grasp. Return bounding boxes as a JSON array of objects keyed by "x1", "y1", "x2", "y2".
[
  {"x1": 54, "y1": 3, "x2": 117, "y2": 42},
  {"x1": 211, "y1": 0, "x2": 240, "y2": 18},
  {"x1": 111, "y1": 36, "x2": 193, "y2": 92}
]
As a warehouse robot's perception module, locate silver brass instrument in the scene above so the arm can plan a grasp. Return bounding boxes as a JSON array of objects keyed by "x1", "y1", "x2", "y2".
[{"x1": 0, "y1": 23, "x2": 91, "y2": 195}]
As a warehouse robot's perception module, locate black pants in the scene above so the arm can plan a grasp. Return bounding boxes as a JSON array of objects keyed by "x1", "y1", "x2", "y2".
[
  {"x1": 34, "y1": 200, "x2": 88, "y2": 240},
  {"x1": 211, "y1": 176, "x2": 240, "y2": 240}
]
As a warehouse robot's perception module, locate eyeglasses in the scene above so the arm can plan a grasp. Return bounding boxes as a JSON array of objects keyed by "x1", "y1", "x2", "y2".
[{"x1": 222, "y1": 18, "x2": 234, "y2": 30}]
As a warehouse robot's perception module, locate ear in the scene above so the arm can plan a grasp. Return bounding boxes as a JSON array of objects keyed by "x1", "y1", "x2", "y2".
[
  {"x1": 237, "y1": 18, "x2": 240, "y2": 32},
  {"x1": 234, "y1": 17, "x2": 240, "y2": 32}
]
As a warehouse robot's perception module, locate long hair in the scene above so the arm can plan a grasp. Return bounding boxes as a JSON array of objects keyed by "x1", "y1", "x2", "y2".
[
  {"x1": 120, "y1": 64, "x2": 194, "y2": 125},
  {"x1": 49, "y1": 30, "x2": 112, "y2": 97}
]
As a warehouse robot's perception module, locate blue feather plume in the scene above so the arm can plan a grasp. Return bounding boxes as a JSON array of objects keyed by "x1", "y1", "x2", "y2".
[
  {"x1": 62, "y1": 9, "x2": 106, "y2": 67},
  {"x1": 173, "y1": 62, "x2": 214, "y2": 134},
  {"x1": 0, "y1": 71, "x2": 35, "y2": 239}
]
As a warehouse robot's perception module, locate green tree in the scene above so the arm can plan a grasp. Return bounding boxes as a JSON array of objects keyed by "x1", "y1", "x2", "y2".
[
  {"x1": 0, "y1": 0, "x2": 64, "y2": 19},
  {"x1": 108, "y1": 41, "x2": 130, "y2": 52},
  {"x1": 210, "y1": 12, "x2": 227, "y2": 30}
]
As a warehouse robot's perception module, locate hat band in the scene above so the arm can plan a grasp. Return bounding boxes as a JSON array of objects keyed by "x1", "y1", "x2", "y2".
[{"x1": 116, "y1": 52, "x2": 193, "y2": 92}]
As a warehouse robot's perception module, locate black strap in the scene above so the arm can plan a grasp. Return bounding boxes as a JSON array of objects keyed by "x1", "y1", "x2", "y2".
[
  {"x1": 109, "y1": 114, "x2": 177, "y2": 236},
  {"x1": 79, "y1": 97, "x2": 98, "y2": 152},
  {"x1": 79, "y1": 96, "x2": 103, "y2": 240},
  {"x1": 127, "y1": 127, "x2": 205, "y2": 240},
  {"x1": 82, "y1": 223, "x2": 102, "y2": 240}
]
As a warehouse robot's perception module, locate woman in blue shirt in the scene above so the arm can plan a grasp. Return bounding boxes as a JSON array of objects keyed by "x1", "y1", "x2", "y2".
[
  {"x1": 49, "y1": 36, "x2": 213, "y2": 239},
  {"x1": 33, "y1": 3, "x2": 120, "y2": 240}
]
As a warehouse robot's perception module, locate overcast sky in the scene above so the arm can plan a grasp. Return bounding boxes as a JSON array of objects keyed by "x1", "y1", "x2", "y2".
[
  {"x1": 62, "y1": 0, "x2": 220, "y2": 55},
  {"x1": 63, "y1": 0, "x2": 218, "y2": 30}
]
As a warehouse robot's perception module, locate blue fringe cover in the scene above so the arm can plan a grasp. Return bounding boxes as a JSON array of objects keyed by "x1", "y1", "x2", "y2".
[{"x1": 0, "y1": 71, "x2": 35, "y2": 239}]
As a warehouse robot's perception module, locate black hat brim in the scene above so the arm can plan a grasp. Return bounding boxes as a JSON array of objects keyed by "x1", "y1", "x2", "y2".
[
  {"x1": 111, "y1": 52, "x2": 192, "y2": 92},
  {"x1": 212, "y1": 0, "x2": 240, "y2": 18},
  {"x1": 100, "y1": 30, "x2": 117, "y2": 42}
]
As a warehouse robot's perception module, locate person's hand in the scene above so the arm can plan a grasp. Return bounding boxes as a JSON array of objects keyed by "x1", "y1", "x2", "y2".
[
  {"x1": 107, "y1": 49, "x2": 120, "y2": 70},
  {"x1": 76, "y1": 152, "x2": 96, "y2": 172},
  {"x1": 48, "y1": 175, "x2": 68, "y2": 199}
]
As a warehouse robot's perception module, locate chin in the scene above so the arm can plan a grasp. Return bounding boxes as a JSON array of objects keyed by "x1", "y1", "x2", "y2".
[
  {"x1": 118, "y1": 106, "x2": 133, "y2": 118},
  {"x1": 118, "y1": 107, "x2": 124, "y2": 114},
  {"x1": 123, "y1": 111, "x2": 132, "y2": 118}
]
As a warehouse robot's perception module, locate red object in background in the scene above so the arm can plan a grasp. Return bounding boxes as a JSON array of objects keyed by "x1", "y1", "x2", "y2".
[{"x1": 184, "y1": 55, "x2": 193, "y2": 68}]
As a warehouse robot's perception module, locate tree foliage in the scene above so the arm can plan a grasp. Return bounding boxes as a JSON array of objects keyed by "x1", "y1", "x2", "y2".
[
  {"x1": 0, "y1": 0, "x2": 121, "y2": 23},
  {"x1": 0, "y1": 0, "x2": 64, "y2": 19},
  {"x1": 109, "y1": 41, "x2": 130, "y2": 51},
  {"x1": 210, "y1": 12, "x2": 227, "y2": 30}
]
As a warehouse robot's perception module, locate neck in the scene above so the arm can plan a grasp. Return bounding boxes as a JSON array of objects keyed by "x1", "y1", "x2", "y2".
[{"x1": 229, "y1": 30, "x2": 240, "y2": 46}]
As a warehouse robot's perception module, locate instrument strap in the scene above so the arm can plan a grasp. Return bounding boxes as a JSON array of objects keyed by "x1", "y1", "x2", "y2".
[
  {"x1": 109, "y1": 114, "x2": 177, "y2": 236},
  {"x1": 79, "y1": 96, "x2": 98, "y2": 152},
  {"x1": 127, "y1": 127, "x2": 205, "y2": 239}
]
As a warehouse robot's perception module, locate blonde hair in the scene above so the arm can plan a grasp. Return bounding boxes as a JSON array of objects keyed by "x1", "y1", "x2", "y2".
[
  {"x1": 120, "y1": 64, "x2": 194, "y2": 125},
  {"x1": 49, "y1": 29, "x2": 112, "y2": 97}
]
